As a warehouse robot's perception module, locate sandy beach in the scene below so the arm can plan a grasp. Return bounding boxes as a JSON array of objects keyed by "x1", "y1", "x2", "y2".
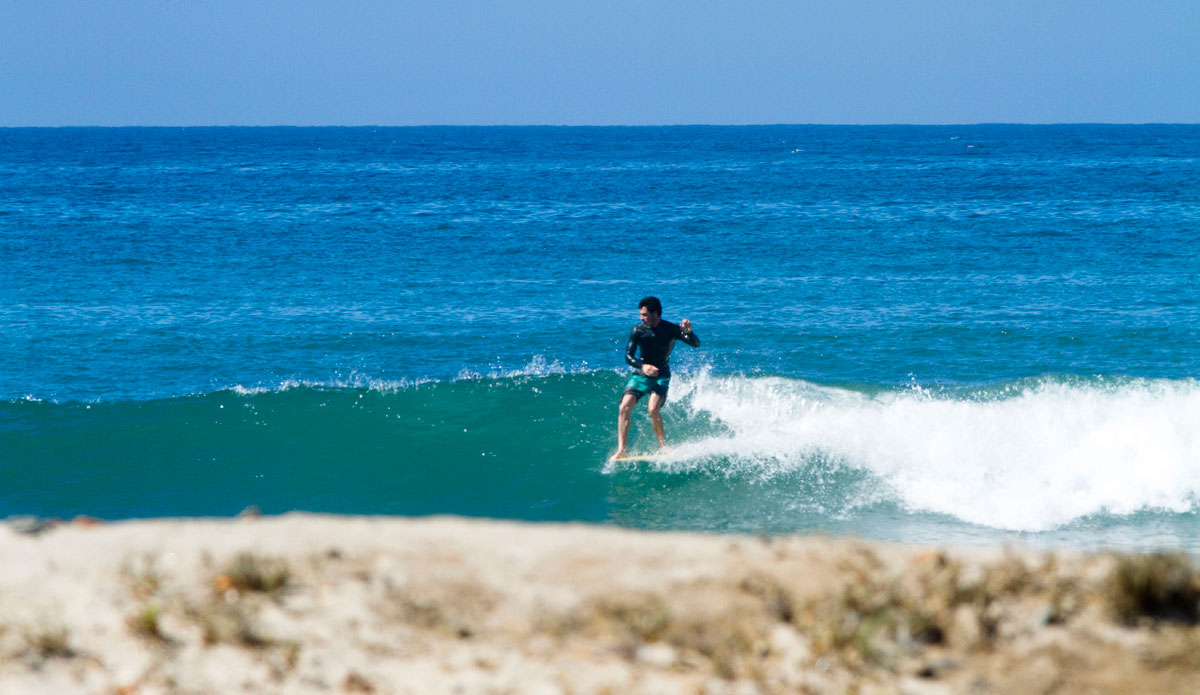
[{"x1": 2, "y1": 514, "x2": 1197, "y2": 695}]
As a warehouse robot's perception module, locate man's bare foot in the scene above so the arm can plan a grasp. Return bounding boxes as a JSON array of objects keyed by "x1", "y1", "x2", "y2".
[{"x1": 611, "y1": 449, "x2": 627, "y2": 461}]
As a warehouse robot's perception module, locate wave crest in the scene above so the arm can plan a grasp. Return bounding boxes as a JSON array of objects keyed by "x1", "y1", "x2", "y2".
[{"x1": 663, "y1": 373, "x2": 1200, "y2": 531}]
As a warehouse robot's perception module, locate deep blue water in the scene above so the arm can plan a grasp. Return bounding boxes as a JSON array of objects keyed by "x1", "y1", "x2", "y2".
[{"x1": 2, "y1": 126, "x2": 1199, "y2": 551}]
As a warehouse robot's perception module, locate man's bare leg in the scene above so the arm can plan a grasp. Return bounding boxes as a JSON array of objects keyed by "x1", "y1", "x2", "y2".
[
  {"x1": 648, "y1": 392, "x2": 667, "y2": 450},
  {"x1": 615, "y1": 393, "x2": 638, "y2": 458}
]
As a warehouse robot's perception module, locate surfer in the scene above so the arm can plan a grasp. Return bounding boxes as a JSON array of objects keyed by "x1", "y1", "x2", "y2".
[{"x1": 614, "y1": 296, "x2": 700, "y2": 459}]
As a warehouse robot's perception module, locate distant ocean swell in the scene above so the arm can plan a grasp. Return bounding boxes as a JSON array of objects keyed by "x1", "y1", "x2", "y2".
[{"x1": 4, "y1": 369, "x2": 1198, "y2": 534}]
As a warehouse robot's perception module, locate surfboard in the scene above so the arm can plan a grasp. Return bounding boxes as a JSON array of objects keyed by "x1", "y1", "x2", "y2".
[{"x1": 608, "y1": 452, "x2": 670, "y2": 464}]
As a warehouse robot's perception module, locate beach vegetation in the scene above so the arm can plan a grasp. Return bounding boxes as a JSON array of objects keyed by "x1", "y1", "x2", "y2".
[
  {"x1": 739, "y1": 572, "x2": 797, "y2": 624},
  {"x1": 21, "y1": 624, "x2": 76, "y2": 661},
  {"x1": 591, "y1": 595, "x2": 672, "y2": 644},
  {"x1": 343, "y1": 671, "x2": 377, "y2": 693},
  {"x1": 665, "y1": 605, "x2": 766, "y2": 680},
  {"x1": 127, "y1": 604, "x2": 167, "y2": 644},
  {"x1": 182, "y1": 596, "x2": 301, "y2": 678},
  {"x1": 121, "y1": 554, "x2": 165, "y2": 600},
  {"x1": 560, "y1": 590, "x2": 775, "y2": 680},
  {"x1": 191, "y1": 599, "x2": 267, "y2": 648},
  {"x1": 386, "y1": 579, "x2": 497, "y2": 639},
  {"x1": 217, "y1": 552, "x2": 292, "y2": 598},
  {"x1": 799, "y1": 548, "x2": 1084, "y2": 672},
  {"x1": 803, "y1": 550, "x2": 943, "y2": 669},
  {"x1": 1107, "y1": 553, "x2": 1200, "y2": 626}
]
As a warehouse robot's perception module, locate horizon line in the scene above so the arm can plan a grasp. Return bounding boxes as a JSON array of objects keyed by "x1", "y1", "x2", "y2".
[{"x1": 2, "y1": 122, "x2": 1199, "y2": 129}]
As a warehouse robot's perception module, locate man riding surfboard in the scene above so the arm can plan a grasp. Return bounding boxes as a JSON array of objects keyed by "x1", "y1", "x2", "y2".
[{"x1": 614, "y1": 296, "x2": 700, "y2": 460}]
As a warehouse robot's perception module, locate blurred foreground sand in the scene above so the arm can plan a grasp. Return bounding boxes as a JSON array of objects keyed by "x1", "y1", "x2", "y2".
[{"x1": 2, "y1": 514, "x2": 1198, "y2": 695}]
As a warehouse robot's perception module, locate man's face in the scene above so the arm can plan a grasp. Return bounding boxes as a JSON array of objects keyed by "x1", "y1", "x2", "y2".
[{"x1": 639, "y1": 306, "x2": 661, "y2": 326}]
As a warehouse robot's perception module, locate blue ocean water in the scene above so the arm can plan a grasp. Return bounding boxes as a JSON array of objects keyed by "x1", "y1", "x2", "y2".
[{"x1": 2, "y1": 125, "x2": 1199, "y2": 551}]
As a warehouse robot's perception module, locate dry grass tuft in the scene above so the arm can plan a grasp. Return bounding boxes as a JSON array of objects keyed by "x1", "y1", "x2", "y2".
[
  {"x1": 121, "y1": 555, "x2": 165, "y2": 601},
  {"x1": 802, "y1": 550, "x2": 942, "y2": 668},
  {"x1": 739, "y1": 572, "x2": 797, "y2": 624},
  {"x1": 553, "y1": 587, "x2": 781, "y2": 680},
  {"x1": 343, "y1": 671, "x2": 377, "y2": 693},
  {"x1": 663, "y1": 602, "x2": 768, "y2": 680},
  {"x1": 387, "y1": 580, "x2": 497, "y2": 639},
  {"x1": 798, "y1": 549, "x2": 1085, "y2": 671},
  {"x1": 184, "y1": 593, "x2": 301, "y2": 674},
  {"x1": 217, "y1": 552, "x2": 292, "y2": 598},
  {"x1": 589, "y1": 594, "x2": 673, "y2": 644},
  {"x1": 1108, "y1": 553, "x2": 1200, "y2": 626},
  {"x1": 22, "y1": 624, "x2": 76, "y2": 660},
  {"x1": 190, "y1": 600, "x2": 268, "y2": 648}
]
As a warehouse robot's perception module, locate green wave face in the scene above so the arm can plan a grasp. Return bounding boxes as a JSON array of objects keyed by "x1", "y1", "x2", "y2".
[{"x1": 1, "y1": 373, "x2": 630, "y2": 521}]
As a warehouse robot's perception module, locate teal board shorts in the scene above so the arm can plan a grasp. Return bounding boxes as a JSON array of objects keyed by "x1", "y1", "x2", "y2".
[{"x1": 623, "y1": 373, "x2": 670, "y2": 402}]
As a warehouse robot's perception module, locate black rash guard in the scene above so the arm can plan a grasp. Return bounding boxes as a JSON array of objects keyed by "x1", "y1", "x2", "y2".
[{"x1": 624, "y1": 320, "x2": 700, "y2": 379}]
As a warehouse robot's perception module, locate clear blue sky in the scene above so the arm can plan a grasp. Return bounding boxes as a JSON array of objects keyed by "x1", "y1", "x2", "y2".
[{"x1": 2, "y1": 1, "x2": 1197, "y2": 126}]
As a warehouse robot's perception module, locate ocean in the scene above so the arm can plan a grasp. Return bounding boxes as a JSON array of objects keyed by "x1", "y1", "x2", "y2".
[{"x1": 2, "y1": 125, "x2": 1198, "y2": 552}]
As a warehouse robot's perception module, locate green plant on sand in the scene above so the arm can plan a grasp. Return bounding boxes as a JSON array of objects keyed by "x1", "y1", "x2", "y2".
[{"x1": 127, "y1": 604, "x2": 167, "y2": 643}]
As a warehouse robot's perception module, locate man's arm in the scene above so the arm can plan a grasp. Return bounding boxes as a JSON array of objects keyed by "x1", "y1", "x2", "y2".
[
  {"x1": 624, "y1": 328, "x2": 644, "y2": 370},
  {"x1": 679, "y1": 319, "x2": 700, "y2": 347}
]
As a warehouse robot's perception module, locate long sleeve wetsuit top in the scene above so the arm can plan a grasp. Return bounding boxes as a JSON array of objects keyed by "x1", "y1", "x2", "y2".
[{"x1": 624, "y1": 320, "x2": 700, "y2": 378}]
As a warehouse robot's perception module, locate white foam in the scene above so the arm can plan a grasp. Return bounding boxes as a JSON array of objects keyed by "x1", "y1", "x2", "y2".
[
  {"x1": 669, "y1": 372, "x2": 1200, "y2": 531},
  {"x1": 228, "y1": 373, "x2": 431, "y2": 395},
  {"x1": 454, "y1": 355, "x2": 604, "y2": 381},
  {"x1": 230, "y1": 384, "x2": 275, "y2": 396},
  {"x1": 227, "y1": 359, "x2": 603, "y2": 396}
]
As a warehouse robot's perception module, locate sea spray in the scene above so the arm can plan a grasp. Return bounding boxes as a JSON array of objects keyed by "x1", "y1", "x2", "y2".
[{"x1": 670, "y1": 372, "x2": 1200, "y2": 531}]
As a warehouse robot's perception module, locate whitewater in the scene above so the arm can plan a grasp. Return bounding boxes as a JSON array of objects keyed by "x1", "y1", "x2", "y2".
[{"x1": 638, "y1": 372, "x2": 1200, "y2": 533}]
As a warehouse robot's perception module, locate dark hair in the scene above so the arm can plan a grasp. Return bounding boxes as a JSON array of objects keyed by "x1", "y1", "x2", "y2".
[{"x1": 638, "y1": 296, "x2": 662, "y2": 315}]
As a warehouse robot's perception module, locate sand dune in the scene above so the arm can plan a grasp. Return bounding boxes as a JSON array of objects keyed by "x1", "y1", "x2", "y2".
[{"x1": 2, "y1": 514, "x2": 1197, "y2": 695}]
